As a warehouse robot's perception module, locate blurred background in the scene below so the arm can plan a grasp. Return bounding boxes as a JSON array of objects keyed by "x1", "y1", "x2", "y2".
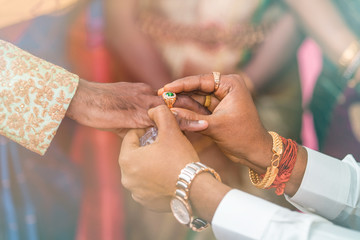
[{"x1": 1, "y1": 0, "x2": 359, "y2": 239}]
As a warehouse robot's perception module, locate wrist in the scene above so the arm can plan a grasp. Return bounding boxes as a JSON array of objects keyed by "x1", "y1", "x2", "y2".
[
  {"x1": 189, "y1": 173, "x2": 231, "y2": 223},
  {"x1": 246, "y1": 131, "x2": 274, "y2": 174},
  {"x1": 170, "y1": 162, "x2": 224, "y2": 231},
  {"x1": 283, "y1": 145, "x2": 307, "y2": 197},
  {"x1": 66, "y1": 78, "x2": 89, "y2": 124}
]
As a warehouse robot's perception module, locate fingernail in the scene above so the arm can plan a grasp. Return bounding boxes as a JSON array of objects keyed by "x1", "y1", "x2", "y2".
[
  {"x1": 170, "y1": 109, "x2": 178, "y2": 116},
  {"x1": 190, "y1": 120, "x2": 207, "y2": 127},
  {"x1": 186, "y1": 120, "x2": 208, "y2": 130},
  {"x1": 157, "y1": 88, "x2": 164, "y2": 96},
  {"x1": 198, "y1": 120, "x2": 206, "y2": 125}
]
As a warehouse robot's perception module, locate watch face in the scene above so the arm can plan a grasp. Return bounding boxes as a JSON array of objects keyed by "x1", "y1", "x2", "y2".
[{"x1": 170, "y1": 197, "x2": 191, "y2": 225}]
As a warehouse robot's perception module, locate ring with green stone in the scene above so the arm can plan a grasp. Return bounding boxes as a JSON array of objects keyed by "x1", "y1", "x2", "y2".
[{"x1": 162, "y1": 91, "x2": 177, "y2": 108}]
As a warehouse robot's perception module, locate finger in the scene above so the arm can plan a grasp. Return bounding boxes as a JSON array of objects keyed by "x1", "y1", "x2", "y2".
[
  {"x1": 160, "y1": 74, "x2": 215, "y2": 95},
  {"x1": 121, "y1": 129, "x2": 146, "y2": 152},
  {"x1": 149, "y1": 96, "x2": 167, "y2": 109},
  {"x1": 113, "y1": 128, "x2": 130, "y2": 138},
  {"x1": 148, "y1": 105, "x2": 183, "y2": 139},
  {"x1": 170, "y1": 108, "x2": 209, "y2": 132},
  {"x1": 190, "y1": 94, "x2": 220, "y2": 113},
  {"x1": 175, "y1": 94, "x2": 211, "y2": 115}
]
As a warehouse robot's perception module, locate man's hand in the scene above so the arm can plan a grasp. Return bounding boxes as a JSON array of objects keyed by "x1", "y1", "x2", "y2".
[
  {"x1": 159, "y1": 74, "x2": 273, "y2": 174},
  {"x1": 66, "y1": 79, "x2": 208, "y2": 134},
  {"x1": 119, "y1": 105, "x2": 199, "y2": 211}
]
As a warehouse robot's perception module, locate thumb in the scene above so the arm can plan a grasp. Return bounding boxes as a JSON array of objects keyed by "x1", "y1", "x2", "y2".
[
  {"x1": 121, "y1": 128, "x2": 146, "y2": 152},
  {"x1": 148, "y1": 105, "x2": 183, "y2": 140},
  {"x1": 170, "y1": 108, "x2": 209, "y2": 132}
]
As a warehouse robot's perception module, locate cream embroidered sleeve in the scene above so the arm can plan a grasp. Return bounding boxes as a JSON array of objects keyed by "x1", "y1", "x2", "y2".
[{"x1": 0, "y1": 40, "x2": 79, "y2": 155}]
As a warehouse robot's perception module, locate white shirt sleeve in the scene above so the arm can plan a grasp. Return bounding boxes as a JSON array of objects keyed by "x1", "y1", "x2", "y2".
[
  {"x1": 212, "y1": 190, "x2": 360, "y2": 240},
  {"x1": 211, "y1": 147, "x2": 360, "y2": 239},
  {"x1": 286, "y1": 147, "x2": 360, "y2": 230}
]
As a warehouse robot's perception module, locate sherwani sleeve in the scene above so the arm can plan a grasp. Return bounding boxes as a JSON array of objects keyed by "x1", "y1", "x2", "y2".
[{"x1": 0, "y1": 39, "x2": 79, "y2": 155}]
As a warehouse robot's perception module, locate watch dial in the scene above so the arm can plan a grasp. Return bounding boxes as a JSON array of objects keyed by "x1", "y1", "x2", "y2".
[{"x1": 171, "y1": 198, "x2": 191, "y2": 225}]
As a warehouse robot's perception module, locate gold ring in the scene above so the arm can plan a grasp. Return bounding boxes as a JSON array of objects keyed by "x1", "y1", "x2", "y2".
[
  {"x1": 204, "y1": 95, "x2": 211, "y2": 108},
  {"x1": 162, "y1": 91, "x2": 177, "y2": 108},
  {"x1": 212, "y1": 72, "x2": 220, "y2": 91}
]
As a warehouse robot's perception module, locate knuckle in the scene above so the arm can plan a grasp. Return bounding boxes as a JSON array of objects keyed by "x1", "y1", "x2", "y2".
[
  {"x1": 137, "y1": 82, "x2": 153, "y2": 93},
  {"x1": 118, "y1": 155, "x2": 130, "y2": 169},
  {"x1": 120, "y1": 172, "x2": 136, "y2": 190},
  {"x1": 121, "y1": 177, "x2": 131, "y2": 190},
  {"x1": 157, "y1": 104, "x2": 169, "y2": 112},
  {"x1": 132, "y1": 193, "x2": 146, "y2": 205},
  {"x1": 131, "y1": 193, "x2": 141, "y2": 202},
  {"x1": 228, "y1": 74, "x2": 242, "y2": 82}
]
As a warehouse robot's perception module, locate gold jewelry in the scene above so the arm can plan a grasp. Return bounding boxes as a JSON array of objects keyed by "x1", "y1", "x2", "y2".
[
  {"x1": 249, "y1": 131, "x2": 283, "y2": 189},
  {"x1": 212, "y1": 72, "x2": 221, "y2": 91},
  {"x1": 162, "y1": 92, "x2": 177, "y2": 108},
  {"x1": 339, "y1": 41, "x2": 360, "y2": 69},
  {"x1": 204, "y1": 95, "x2": 211, "y2": 107}
]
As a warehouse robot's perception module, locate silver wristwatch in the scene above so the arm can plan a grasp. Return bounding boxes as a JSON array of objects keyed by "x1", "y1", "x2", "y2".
[{"x1": 170, "y1": 162, "x2": 221, "y2": 232}]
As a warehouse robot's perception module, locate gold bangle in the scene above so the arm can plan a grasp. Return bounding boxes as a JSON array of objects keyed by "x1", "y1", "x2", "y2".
[
  {"x1": 339, "y1": 41, "x2": 360, "y2": 69},
  {"x1": 249, "y1": 131, "x2": 283, "y2": 189}
]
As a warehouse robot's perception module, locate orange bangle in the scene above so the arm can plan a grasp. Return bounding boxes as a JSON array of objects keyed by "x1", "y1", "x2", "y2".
[{"x1": 268, "y1": 137, "x2": 298, "y2": 195}]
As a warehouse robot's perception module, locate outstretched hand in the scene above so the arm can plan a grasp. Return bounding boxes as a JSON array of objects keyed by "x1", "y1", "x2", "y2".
[{"x1": 66, "y1": 79, "x2": 208, "y2": 135}]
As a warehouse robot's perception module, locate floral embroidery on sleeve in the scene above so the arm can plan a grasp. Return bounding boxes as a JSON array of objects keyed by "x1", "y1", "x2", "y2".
[{"x1": 0, "y1": 39, "x2": 79, "y2": 155}]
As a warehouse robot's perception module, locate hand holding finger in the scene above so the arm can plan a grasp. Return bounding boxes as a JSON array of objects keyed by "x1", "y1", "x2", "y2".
[{"x1": 170, "y1": 108, "x2": 209, "y2": 132}]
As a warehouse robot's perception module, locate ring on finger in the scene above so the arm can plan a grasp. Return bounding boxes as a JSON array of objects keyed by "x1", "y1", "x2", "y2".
[
  {"x1": 162, "y1": 91, "x2": 177, "y2": 108},
  {"x1": 204, "y1": 95, "x2": 211, "y2": 108}
]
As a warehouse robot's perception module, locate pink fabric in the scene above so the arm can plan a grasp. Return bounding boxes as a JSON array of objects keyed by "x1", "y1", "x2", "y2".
[{"x1": 297, "y1": 39, "x2": 322, "y2": 150}]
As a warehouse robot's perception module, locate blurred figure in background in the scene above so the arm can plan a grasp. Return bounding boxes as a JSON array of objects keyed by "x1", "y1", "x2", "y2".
[
  {"x1": 305, "y1": 0, "x2": 360, "y2": 161},
  {"x1": 105, "y1": 0, "x2": 304, "y2": 239}
]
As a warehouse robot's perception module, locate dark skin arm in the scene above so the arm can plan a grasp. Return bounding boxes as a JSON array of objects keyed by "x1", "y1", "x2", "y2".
[{"x1": 66, "y1": 79, "x2": 209, "y2": 134}]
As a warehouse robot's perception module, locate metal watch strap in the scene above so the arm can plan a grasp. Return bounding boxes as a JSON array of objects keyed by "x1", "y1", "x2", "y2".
[{"x1": 172, "y1": 162, "x2": 221, "y2": 232}]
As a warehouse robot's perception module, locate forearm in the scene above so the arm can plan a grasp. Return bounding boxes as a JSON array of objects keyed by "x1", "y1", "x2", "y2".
[
  {"x1": 104, "y1": 0, "x2": 171, "y2": 89},
  {"x1": 189, "y1": 173, "x2": 231, "y2": 223},
  {"x1": 285, "y1": 0, "x2": 357, "y2": 64},
  {"x1": 243, "y1": 13, "x2": 304, "y2": 91}
]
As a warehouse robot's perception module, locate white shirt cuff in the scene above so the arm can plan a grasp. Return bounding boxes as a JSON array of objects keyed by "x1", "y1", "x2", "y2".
[{"x1": 286, "y1": 147, "x2": 352, "y2": 220}]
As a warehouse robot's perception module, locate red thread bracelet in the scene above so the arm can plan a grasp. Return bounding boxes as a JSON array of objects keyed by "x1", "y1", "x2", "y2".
[{"x1": 268, "y1": 136, "x2": 298, "y2": 195}]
